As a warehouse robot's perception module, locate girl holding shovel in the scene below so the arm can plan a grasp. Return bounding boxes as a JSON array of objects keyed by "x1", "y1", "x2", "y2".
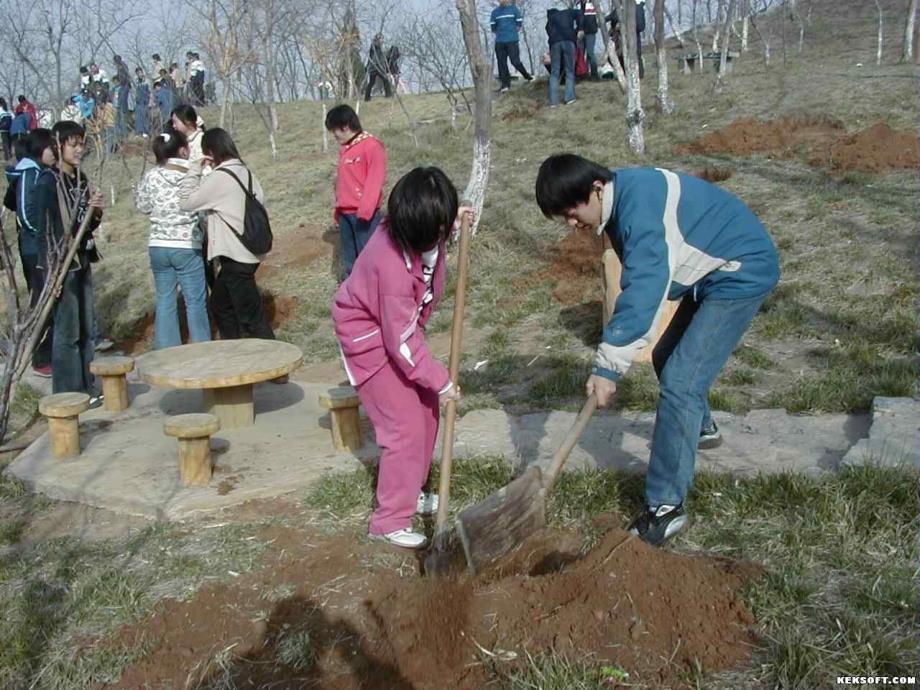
[{"x1": 332, "y1": 167, "x2": 472, "y2": 549}]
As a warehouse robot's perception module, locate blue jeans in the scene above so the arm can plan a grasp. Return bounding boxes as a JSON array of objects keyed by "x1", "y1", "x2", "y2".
[
  {"x1": 645, "y1": 292, "x2": 769, "y2": 507},
  {"x1": 339, "y1": 211, "x2": 381, "y2": 278},
  {"x1": 583, "y1": 32, "x2": 598, "y2": 73},
  {"x1": 549, "y1": 41, "x2": 576, "y2": 106},
  {"x1": 52, "y1": 261, "x2": 95, "y2": 394},
  {"x1": 149, "y1": 247, "x2": 211, "y2": 349}
]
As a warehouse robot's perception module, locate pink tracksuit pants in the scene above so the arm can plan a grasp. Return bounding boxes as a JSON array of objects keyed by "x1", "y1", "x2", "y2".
[{"x1": 358, "y1": 359, "x2": 439, "y2": 535}]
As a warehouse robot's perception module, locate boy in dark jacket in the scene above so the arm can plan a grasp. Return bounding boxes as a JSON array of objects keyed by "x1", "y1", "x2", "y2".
[
  {"x1": 578, "y1": 1, "x2": 601, "y2": 80},
  {"x1": 48, "y1": 121, "x2": 104, "y2": 397},
  {"x1": 546, "y1": 5, "x2": 581, "y2": 106},
  {"x1": 364, "y1": 34, "x2": 393, "y2": 101},
  {"x1": 5, "y1": 129, "x2": 58, "y2": 376},
  {"x1": 535, "y1": 154, "x2": 780, "y2": 546},
  {"x1": 607, "y1": 0, "x2": 647, "y2": 78}
]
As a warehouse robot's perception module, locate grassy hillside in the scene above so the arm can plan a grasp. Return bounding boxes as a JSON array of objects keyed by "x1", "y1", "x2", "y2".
[{"x1": 73, "y1": 0, "x2": 919, "y2": 414}]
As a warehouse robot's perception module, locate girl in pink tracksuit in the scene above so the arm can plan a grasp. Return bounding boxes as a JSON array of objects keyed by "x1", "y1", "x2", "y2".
[{"x1": 332, "y1": 167, "x2": 466, "y2": 549}]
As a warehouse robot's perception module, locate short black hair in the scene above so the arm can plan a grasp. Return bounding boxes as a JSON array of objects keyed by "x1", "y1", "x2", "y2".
[
  {"x1": 324, "y1": 104, "x2": 361, "y2": 133},
  {"x1": 152, "y1": 126, "x2": 188, "y2": 164},
  {"x1": 13, "y1": 136, "x2": 28, "y2": 161},
  {"x1": 387, "y1": 167, "x2": 459, "y2": 255},
  {"x1": 201, "y1": 127, "x2": 242, "y2": 164},
  {"x1": 535, "y1": 153, "x2": 612, "y2": 218},
  {"x1": 152, "y1": 53, "x2": 161, "y2": 60},
  {"x1": 17, "y1": 95, "x2": 25, "y2": 103},
  {"x1": 25, "y1": 129, "x2": 54, "y2": 161},
  {"x1": 170, "y1": 104, "x2": 198, "y2": 129},
  {"x1": 51, "y1": 121, "x2": 85, "y2": 157}
]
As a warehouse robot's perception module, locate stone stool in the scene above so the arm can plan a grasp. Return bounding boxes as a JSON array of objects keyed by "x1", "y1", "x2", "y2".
[
  {"x1": 163, "y1": 413, "x2": 220, "y2": 487},
  {"x1": 319, "y1": 386, "x2": 363, "y2": 452},
  {"x1": 89, "y1": 356, "x2": 135, "y2": 412},
  {"x1": 39, "y1": 392, "x2": 90, "y2": 459}
]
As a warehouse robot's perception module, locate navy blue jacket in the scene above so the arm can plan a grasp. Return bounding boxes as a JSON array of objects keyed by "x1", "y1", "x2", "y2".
[
  {"x1": 491, "y1": 4, "x2": 523, "y2": 44},
  {"x1": 594, "y1": 167, "x2": 780, "y2": 382},
  {"x1": 546, "y1": 8, "x2": 580, "y2": 46},
  {"x1": 5, "y1": 158, "x2": 57, "y2": 258}
]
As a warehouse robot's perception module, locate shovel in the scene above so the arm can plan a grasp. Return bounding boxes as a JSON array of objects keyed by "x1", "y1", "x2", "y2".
[
  {"x1": 455, "y1": 394, "x2": 598, "y2": 575},
  {"x1": 424, "y1": 210, "x2": 473, "y2": 576}
]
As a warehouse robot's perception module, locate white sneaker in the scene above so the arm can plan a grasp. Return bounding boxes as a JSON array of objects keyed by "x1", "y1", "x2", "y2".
[
  {"x1": 369, "y1": 528, "x2": 428, "y2": 549},
  {"x1": 417, "y1": 492, "x2": 439, "y2": 516}
]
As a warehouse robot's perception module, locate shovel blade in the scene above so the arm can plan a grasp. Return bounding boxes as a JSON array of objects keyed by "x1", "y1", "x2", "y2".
[{"x1": 456, "y1": 465, "x2": 547, "y2": 576}]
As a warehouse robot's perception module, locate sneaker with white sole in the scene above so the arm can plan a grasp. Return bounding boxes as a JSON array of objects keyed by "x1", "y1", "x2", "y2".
[
  {"x1": 369, "y1": 528, "x2": 428, "y2": 549},
  {"x1": 628, "y1": 503, "x2": 688, "y2": 546},
  {"x1": 699, "y1": 419, "x2": 723, "y2": 449},
  {"x1": 417, "y1": 492, "x2": 438, "y2": 516},
  {"x1": 94, "y1": 337, "x2": 114, "y2": 352}
]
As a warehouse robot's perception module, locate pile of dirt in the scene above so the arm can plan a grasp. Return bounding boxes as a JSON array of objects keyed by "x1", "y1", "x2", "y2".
[
  {"x1": 513, "y1": 229, "x2": 605, "y2": 308},
  {"x1": 105, "y1": 523, "x2": 761, "y2": 689},
  {"x1": 258, "y1": 222, "x2": 330, "y2": 280},
  {"x1": 679, "y1": 117, "x2": 918, "y2": 173},
  {"x1": 818, "y1": 122, "x2": 920, "y2": 173}
]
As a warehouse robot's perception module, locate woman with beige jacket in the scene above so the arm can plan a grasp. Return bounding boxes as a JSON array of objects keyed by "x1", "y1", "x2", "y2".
[{"x1": 178, "y1": 128, "x2": 275, "y2": 340}]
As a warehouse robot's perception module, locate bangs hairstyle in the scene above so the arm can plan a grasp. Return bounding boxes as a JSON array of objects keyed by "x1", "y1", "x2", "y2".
[
  {"x1": 152, "y1": 126, "x2": 187, "y2": 164},
  {"x1": 170, "y1": 104, "x2": 199, "y2": 129},
  {"x1": 51, "y1": 120, "x2": 85, "y2": 156},
  {"x1": 535, "y1": 153, "x2": 612, "y2": 218},
  {"x1": 201, "y1": 127, "x2": 242, "y2": 165},
  {"x1": 387, "y1": 167, "x2": 458, "y2": 255},
  {"x1": 25, "y1": 129, "x2": 55, "y2": 161},
  {"x1": 324, "y1": 104, "x2": 362, "y2": 133}
]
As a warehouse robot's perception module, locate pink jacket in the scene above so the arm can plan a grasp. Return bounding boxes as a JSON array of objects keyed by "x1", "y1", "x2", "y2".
[
  {"x1": 334, "y1": 132, "x2": 387, "y2": 223},
  {"x1": 332, "y1": 217, "x2": 450, "y2": 393}
]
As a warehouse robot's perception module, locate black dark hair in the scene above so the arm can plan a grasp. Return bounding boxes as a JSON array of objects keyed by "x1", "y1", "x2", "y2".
[
  {"x1": 13, "y1": 137, "x2": 28, "y2": 162},
  {"x1": 535, "y1": 153, "x2": 612, "y2": 218},
  {"x1": 25, "y1": 129, "x2": 55, "y2": 161},
  {"x1": 324, "y1": 104, "x2": 362, "y2": 133},
  {"x1": 80, "y1": 65, "x2": 89, "y2": 73},
  {"x1": 152, "y1": 53, "x2": 161, "y2": 60},
  {"x1": 201, "y1": 127, "x2": 242, "y2": 164},
  {"x1": 17, "y1": 95, "x2": 25, "y2": 103},
  {"x1": 387, "y1": 167, "x2": 458, "y2": 255},
  {"x1": 169, "y1": 62, "x2": 179, "y2": 70},
  {"x1": 170, "y1": 104, "x2": 198, "y2": 129},
  {"x1": 51, "y1": 120, "x2": 85, "y2": 157},
  {"x1": 0, "y1": 98, "x2": 6, "y2": 109},
  {"x1": 152, "y1": 126, "x2": 188, "y2": 164}
]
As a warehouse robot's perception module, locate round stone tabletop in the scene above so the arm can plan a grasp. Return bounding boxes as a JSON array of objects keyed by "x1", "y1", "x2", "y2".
[{"x1": 137, "y1": 339, "x2": 304, "y2": 390}]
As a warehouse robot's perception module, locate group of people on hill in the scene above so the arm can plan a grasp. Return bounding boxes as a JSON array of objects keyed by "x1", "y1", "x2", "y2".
[
  {"x1": 491, "y1": 0, "x2": 647, "y2": 107},
  {"x1": 363, "y1": 34, "x2": 402, "y2": 102},
  {"x1": 1, "y1": 51, "x2": 209, "y2": 161}
]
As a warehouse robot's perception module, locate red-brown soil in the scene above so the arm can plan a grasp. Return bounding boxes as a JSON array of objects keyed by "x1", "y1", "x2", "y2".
[
  {"x1": 258, "y1": 222, "x2": 331, "y2": 280},
  {"x1": 101, "y1": 522, "x2": 761, "y2": 689},
  {"x1": 513, "y1": 229, "x2": 606, "y2": 308},
  {"x1": 679, "y1": 117, "x2": 918, "y2": 173}
]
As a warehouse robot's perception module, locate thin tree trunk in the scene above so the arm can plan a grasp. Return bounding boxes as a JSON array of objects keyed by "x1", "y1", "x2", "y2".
[
  {"x1": 692, "y1": 0, "x2": 704, "y2": 73},
  {"x1": 322, "y1": 103, "x2": 329, "y2": 152},
  {"x1": 456, "y1": 0, "x2": 492, "y2": 232},
  {"x1": 718, "y1": 0, "x2": 735, "y2": 83},
  {"x1": 220, "y1": 77, "x2": 231, "y2": 127},
  {"x1": 741, "y1": 0, "x2": 750, "y2": 51},
  {"x1": 664, "y1": 4, "x2": 686, "y2": 48},
  {"x1": 597, "y1": 0, "x2": 627, "y2": 92},
  {"x1": 654, "y1": 0, "x2": 675, "y2": 113},
  {"x1": 902, "y1": 0, "x2": 917, "y2": 62},
  {"x1": 875, "y1": 0, "x2": 884, "y2": 65},
  {"x1": 620, "y1": 0, "x2": 645, "y2": 154}
]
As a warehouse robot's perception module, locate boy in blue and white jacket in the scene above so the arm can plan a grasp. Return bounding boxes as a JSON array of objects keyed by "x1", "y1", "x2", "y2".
[
  {"x1": 536, "y1": 154, "x2": 780, "y2": 546},
  {"x1": 490, "y1": 0, "x2": 532, "y2": 92}
]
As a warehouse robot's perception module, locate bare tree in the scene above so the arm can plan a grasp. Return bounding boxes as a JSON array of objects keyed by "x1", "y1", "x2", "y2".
[
  {"x1": 455, "y1": 0, "x2": 491, "y2": 231},
  {"x1": 597, "y1": 0, "x2": 628, "y2": 92},
  {"x1": 617, "y1": 0, "x2": 645, "y2": 154},
  {"x1": 902, "y1": 0, "x2": 918, "y2": 62},
  {"x1": 875, "y1": 0, "x2": 884, "y2": 66},
  {"x1": 717, "y1": 0, "x2": 736, "y2": 84},
  {"x1": 654, "y1": 0, "x2": 674, "y2": 113}
]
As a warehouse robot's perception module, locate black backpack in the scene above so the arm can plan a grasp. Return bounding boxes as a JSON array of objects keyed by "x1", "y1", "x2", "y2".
[{"x1": 217, "y1": 168, "x2": 273, "y2": 255}]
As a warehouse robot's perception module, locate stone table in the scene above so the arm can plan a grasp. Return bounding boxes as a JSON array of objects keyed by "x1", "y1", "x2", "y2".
[{"x1": 137, "y1": 339, "x2": 303, "y2": 429}]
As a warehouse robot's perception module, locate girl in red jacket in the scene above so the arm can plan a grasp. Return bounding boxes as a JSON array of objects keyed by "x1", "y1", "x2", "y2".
[{"x1": 332, "y1": 167, "x2": 470, "y2": 549}]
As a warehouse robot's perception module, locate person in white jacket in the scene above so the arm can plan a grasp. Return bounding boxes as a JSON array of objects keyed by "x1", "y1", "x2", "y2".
[
  {"x1": 178, "y1": 128, "x2": 274, "y2": 341},
  {"x1": 135, "y1": 128, "x2": 211, "y2": 348}
]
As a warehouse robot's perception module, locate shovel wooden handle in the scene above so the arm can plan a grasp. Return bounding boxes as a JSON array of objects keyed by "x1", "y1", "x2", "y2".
[
  {"x1": 542, "y1": 394, "x2": 598, "y2": 492},
  {"x1": 434, "y1": 210, "x2": 473, "y2": 531}
]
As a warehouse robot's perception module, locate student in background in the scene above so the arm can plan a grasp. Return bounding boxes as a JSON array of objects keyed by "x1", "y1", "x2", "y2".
[{"x1": 324, "y1": 104, "x2": 387, "y2": 279}]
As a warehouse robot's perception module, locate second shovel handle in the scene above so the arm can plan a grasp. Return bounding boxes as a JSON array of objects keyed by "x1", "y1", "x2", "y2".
[{"x1": 542, "y1": 394, "x2": 598, "y2": 492}]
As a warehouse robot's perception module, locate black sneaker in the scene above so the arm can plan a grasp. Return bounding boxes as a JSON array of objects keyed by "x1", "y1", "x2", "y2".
[
  {"x1": 699, "y1": 419, "x2": 723, "y2": 449},
  {"x1": 628, "y1": 504, "x2": 688, "y2": 546}
]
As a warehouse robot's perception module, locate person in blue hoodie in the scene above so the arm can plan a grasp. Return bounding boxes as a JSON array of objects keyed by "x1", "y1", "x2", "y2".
[
  {"x1": 546, "y1": 3, "x2": 581, "y2": 107},
  {"x1": 535, "y1": 154, "x2": 780, "y2": 546},
  {"x1": 490, "y1": 0, "x2": 533, "y2": 93},
  {"x1": 10, "y1": 110, "x2": 31, "y2": 144},
  {"x1": 153, "y1": 80, "x2": 174, "y2": 133},
  {"x1": 4, "y1": 129, "x2": 59, "y2": 376},
  {"x1": 134, "y1": 68, "x2": 151, "y2": 136}
]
